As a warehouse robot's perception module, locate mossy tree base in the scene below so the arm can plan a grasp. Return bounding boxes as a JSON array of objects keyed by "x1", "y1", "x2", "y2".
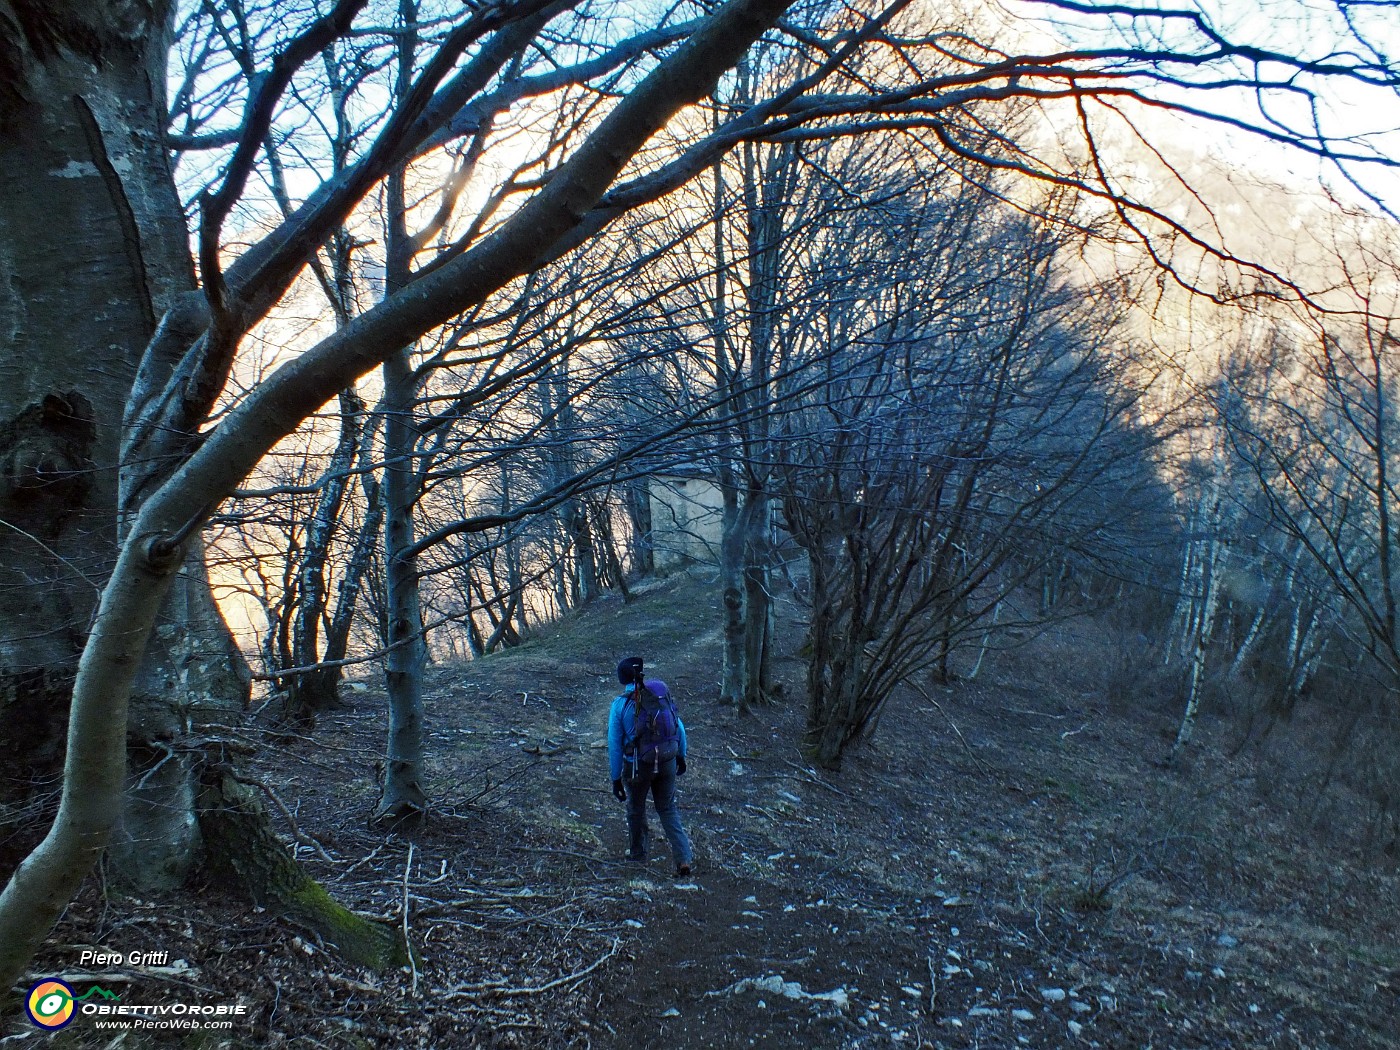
[{"x1": 199, "y1": 769, "x2": 408, "y2": 972}]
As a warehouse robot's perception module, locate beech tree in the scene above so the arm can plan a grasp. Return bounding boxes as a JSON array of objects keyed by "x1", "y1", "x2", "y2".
[
  {"x1": 1, "y1": 0, "x2": 1396, "y2": 991},
  {"x1": 0, "y1": 0, "x2": 806, "y2": 989}
]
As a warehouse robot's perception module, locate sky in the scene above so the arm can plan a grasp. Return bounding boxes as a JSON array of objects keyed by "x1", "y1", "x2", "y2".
[{"x1": 1011, "y1": 0, "x2": 1400, "y2": 216}]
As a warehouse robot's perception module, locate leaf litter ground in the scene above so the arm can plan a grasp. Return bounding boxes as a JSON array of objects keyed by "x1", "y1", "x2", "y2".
[{"x1": 8, "y1": 573, "x2": 1400, "y2": 1049}]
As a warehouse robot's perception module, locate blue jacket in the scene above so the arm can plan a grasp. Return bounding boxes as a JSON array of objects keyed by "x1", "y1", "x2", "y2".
[{"x1": 608, "y1": 678, "x2": 687, "y2": 780}]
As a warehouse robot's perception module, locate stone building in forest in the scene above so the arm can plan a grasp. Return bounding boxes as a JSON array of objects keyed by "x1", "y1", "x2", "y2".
[{"x1": 648, "y1": 472, "x2": 723, "y2": 570}]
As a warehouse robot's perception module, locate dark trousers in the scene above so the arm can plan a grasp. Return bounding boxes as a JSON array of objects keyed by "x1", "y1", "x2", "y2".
[{"x1": 624, "y1": 755, "x2": 692, "y2": 866}]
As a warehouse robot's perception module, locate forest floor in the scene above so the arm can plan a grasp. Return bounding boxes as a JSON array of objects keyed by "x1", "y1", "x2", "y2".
[{"x1": 6, "y1": 571, "x2": 1400, "y2": 1049}]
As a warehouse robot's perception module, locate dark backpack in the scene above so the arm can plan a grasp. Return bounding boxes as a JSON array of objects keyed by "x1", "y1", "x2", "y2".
[{"x1": 626, "y1": 682, "x2": 680, "y2": 773}]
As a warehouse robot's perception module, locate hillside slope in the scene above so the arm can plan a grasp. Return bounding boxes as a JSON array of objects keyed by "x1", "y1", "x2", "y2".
[{"x1": 10, "y1": 572, "x2": 1399, "y2": 1048}]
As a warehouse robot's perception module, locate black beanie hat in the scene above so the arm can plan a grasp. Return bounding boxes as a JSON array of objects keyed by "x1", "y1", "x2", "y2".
[{"x1": 617, "y1": 656, "x2": 644, "y2": 684}]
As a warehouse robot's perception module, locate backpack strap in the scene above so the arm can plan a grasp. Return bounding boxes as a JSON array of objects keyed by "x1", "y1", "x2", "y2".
[{"x1": 621, "y1": 688, "x2": 644, "y2": 772}]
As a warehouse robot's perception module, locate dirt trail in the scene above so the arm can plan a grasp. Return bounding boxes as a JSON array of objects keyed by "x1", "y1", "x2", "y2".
[{"x1": 10, "y1": 572, "x2": 1399, "y2": 1049}]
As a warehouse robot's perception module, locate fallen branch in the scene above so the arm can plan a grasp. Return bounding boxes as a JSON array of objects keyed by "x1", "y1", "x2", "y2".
[
  {"x1": 230, "y1": 773, "x2": 335, "y2": 862},
  {"x1": 443, "y1": 938, "x2": 620, "y2": 1000},
  {"x1": 778, "y1": 759, "x2": 855, "y2": 799},
  {"x1": 912, "y1": 682, "x2": 992, "y2": 776},
  {"x1": 330, "y1": 843, "x2": 389, "y2": 882},
  {"x1": 402, "y1": 842, "x2": 419, "y2": 998}
]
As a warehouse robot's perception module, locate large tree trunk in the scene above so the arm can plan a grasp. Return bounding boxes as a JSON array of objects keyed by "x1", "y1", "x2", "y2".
[
  {"x1": 110, "y1": 546, "x2": 251, "y2": 888},
  {"x1": 372, "y1": 51, "x2": 430, "y2": 824},
  {"x1": 0, "y1": 0, "x2": 195, "y2": 872},
  {"x1": 0, "y1": 0, "x2": 374, "y2": 941}
]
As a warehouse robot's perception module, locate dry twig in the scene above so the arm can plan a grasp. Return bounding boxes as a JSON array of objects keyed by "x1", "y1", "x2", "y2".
[
  {"x1": 403, "y1": 842, "x2": 419, "y2": 997},
  {"x1": 912, "y1": 682, "x2": 992, "y2": 775},
  {"x1": 231, "y1": 773, "x2": 336, "y2": 861},
  {"x1": 443, "y1": 938, "x2": 620, "y2": 1000}
]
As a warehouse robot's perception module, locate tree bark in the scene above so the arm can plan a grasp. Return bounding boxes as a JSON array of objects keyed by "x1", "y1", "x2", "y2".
[
  {"x1": 740, "y1": 489, "x2": 775, "y2": 709},
  {"x1": 1170, "y1": 481, "x2": 1226, "y2": 764},
  {"x1": 0, "y1": 0, "x2": 797, "y2": 992},
  {"x1": 200, "y1": 765, "x2": 407, "y2": 970},
  {"x1": 719, "y1": 463, "x2": 748, "y2": 706},
  {"x1": 0, "y1": 1, "x2": 251, "y2": 889},
  {"x1": 375, "y1": 348, "x2": 428, "y2": 826},
  {"x1": 283, "y1": 388, "x2": 367, "y2": 721}
]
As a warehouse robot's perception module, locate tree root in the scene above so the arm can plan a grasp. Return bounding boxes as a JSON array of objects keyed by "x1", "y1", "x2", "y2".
[{"x1": 199, "y1": 769, "x2": 408, "y2": 972}]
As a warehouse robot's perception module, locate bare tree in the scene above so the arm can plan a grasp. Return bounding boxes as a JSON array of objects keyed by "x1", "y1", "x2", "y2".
[
  {"x1": 1, "y1": 0, "x2": 1396, "y2": 987},
  {"x1": 1222, "y1": 228, "x2": 1400, "y2": 693},
  {"x1": 0, "y1": 0, "x2": 810, "y2": 986},
  {"x1": 779, "y1": 192, "x2": 1159, "y2": 767}
]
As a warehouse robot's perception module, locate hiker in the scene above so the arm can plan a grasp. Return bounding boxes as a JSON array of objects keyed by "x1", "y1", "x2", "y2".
[{"x1": 608, "y1": 656, "x2": 694, "y2": 877}]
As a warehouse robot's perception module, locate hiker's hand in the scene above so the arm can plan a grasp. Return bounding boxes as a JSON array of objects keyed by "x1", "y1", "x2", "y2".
[
  {"x1": 676, "y1": 756, "x2": 687, "y2": 776},
  {"x1": 612, "y1": 778, "x2": 626, "y2": 801}
]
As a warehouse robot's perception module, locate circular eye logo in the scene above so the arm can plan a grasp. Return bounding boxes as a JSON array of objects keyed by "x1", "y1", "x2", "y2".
[{"x1": 26, "y1": 979, "x2": 76, "y2": 1030}]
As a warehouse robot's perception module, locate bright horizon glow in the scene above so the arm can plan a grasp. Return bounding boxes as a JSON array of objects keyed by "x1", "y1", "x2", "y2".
[{"x1": 1009, "y1": 0, "x2": 1400, "y2": 216}]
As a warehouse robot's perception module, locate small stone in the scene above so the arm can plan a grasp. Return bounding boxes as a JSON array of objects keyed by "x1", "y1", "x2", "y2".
[
  {"x1": 1070, "y1": 1001, "x2": 1092, "y2": 1014},
  {"x1": 1211, "y1": 967, "x2": 1226, "y2": 979},
  {"x1": 1069, "y1": 1020, "x2": 1085, "y2": 1037},
  {"x1": 1217, "y1": 933, "x2": 1239, "y2": 948},
  {"x1": 1041, "y1": 987, "x2": 1068, "y2": 1002},
  {"x1": 624, "y1": 919, "x2": 643, "y2": 929},
  {"x1": 729, "y1": 762, "x2": 745, "y2": 776},
  {"x1": 660, "y1": 1007, "x2": 680, "y2": 1018},
  {"x1": 1012, "y1": 1008, "x2": 1036, "y2": 1022}
]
